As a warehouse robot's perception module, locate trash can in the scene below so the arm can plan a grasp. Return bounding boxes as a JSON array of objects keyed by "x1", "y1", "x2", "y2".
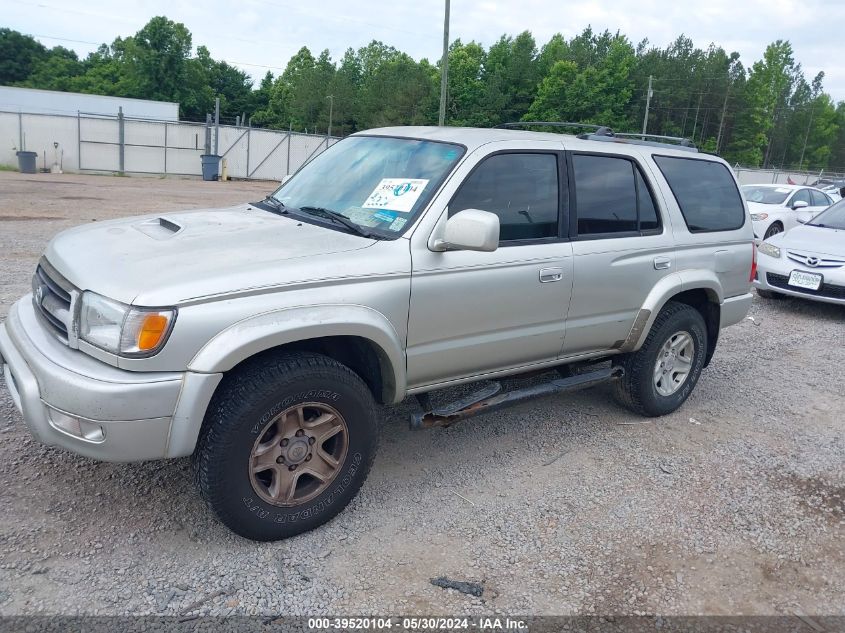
[
  {"x1": 16, "y1": 151, "x2": 37, "y2": 174},
  {"x1": 200, "y1": 154, "x2": 221, "y2": 181}
]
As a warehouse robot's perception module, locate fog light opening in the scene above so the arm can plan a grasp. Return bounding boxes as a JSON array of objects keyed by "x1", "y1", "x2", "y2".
[{"x1": 48, "y1": 409, "x2": 105, "y2": 442}]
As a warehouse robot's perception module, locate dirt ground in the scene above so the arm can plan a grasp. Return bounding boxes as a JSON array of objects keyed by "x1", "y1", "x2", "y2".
[{"x1": 0, "y1": 172, "x2": 843, "y2": 618}]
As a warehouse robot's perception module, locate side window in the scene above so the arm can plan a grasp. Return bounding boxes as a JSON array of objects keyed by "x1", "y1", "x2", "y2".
[
  {"x1": 635, "y1": 169, "x2": 660, "y2": 231},
  {"x1": 572, "y1": 154, "x2": 661, "y2": 236},
  {"x1": 810, "y1": 190, "x2": 830, "y2": 207},
  {"x1": 450, "y1": 153, "x2": 559, "y2": 242},
  {"x1": 653, "y1": 156, "x2": 745, "y2": 232},
  {"x1": 791, "y1": 189, "x2": 811, "y2": 207}
]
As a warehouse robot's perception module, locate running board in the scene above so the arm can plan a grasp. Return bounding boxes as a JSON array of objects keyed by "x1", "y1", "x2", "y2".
[{"x1": 409, "y1": 366, "x2": 623, "y2": 429}]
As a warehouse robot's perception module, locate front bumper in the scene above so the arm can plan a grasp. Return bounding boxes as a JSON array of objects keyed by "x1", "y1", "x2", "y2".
[
  {"x1": 0, "y1": 297, "x2": 220, "y2": 461},
  {"x1": 754, "y1": 257, "x2": 845, "y2": 306}
]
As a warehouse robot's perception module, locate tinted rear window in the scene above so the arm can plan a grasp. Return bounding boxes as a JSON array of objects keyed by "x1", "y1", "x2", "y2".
[{"x1": 654, "y1": 156, "x2": 745, "y2": 232}]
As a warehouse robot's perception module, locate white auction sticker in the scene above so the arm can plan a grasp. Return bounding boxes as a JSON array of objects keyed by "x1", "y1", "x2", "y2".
[{"x1": 363, "y1": 178, "x2": 429, "y2": 213}]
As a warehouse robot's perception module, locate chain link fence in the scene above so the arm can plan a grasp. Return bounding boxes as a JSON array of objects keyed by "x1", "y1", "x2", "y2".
[{"x1": 0, "y1": 109, "x2": 339, "y2": 180}]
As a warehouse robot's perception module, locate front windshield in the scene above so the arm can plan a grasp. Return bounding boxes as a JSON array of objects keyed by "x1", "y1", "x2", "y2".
[
  {"x1": 270, "y1": 135, "x2": 465, "y2": 236},
  {"x1": 808, "y1": 198, "x2": 845, "y2": 230},
  {"x1": 742, "y1": 186, "x2": 790, "y2": 205}
]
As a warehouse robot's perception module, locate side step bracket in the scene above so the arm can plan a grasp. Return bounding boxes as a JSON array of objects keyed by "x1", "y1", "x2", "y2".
[{"x1": 409, "y1": 366, "x2": 623, "y2": 429}]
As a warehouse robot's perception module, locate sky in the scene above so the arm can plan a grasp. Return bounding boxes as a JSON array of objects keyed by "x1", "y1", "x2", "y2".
[{"x1": 4, "y1": 0, "x2": 844, "y2": 102}]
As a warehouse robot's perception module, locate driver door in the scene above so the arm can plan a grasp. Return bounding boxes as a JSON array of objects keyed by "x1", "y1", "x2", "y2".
[{"x1": 406, "y1": 147, "x2": 573, "y2": 389}]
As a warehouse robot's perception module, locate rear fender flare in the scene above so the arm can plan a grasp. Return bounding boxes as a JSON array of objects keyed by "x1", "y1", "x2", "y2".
[{"x1": 621, "y1": 271, "x2": 722, "y2": 352}]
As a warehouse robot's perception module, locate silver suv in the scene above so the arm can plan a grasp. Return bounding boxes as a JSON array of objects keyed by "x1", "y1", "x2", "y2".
[{"x1": 0, "y1": 125, "x2": 754, "y2": 541}]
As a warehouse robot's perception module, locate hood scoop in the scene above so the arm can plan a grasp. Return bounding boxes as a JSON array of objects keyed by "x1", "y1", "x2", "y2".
[{"x1": 134, "y1": 216, "x2": 184, "y2": 240}]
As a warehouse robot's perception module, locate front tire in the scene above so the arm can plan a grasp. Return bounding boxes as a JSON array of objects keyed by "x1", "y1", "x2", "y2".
[
  {"x1": 613, "y1": 302, "x2": 707, "y2": 417},
  {"x1": 194, "y1": 352, "x2": 379, "y2": 541},
  {"x1": 763, "y1": 222, "x2": 783, "y2": 240}
]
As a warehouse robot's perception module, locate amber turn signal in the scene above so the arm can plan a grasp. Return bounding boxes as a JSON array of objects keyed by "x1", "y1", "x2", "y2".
[{"x1": 137, "y1": 314, "x2": 169, "y2": 351}]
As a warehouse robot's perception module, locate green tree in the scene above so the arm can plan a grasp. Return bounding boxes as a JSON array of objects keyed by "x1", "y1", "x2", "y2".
[
  {"x1": 445, "y1": 40, "x2": 486, "y2": 126},
  {"x1": 526, "y1": 36, "x2": 635, "y2": 129},
  {"x1": 0, "y1": 29, "x2": 47, "y2": 84}
]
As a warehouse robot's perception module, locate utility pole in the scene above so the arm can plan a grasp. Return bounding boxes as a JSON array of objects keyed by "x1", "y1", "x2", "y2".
[
  {"x1": 326, "y1": 95, "x2": 334, "y2": 138},
  {"x1": 716, "y1": 83, "x2": 731, "y2": 153},
  {"x1": 438, "y1": 0, "x2": 450, "y2": 127},
  {"x1": 641, "y1": 75, "x2": 653, "y2": 139}
]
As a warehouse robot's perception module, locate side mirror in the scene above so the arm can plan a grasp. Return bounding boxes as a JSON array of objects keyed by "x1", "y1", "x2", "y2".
[
  {"x1": 792, "y1": 200, "x2": 809, "y2": 210},
  {"x1": 432, "y1": 209, "x2": 500, "y2": 252}
]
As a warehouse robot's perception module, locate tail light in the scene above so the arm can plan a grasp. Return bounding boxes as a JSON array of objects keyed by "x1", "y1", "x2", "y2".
[{"x1": 749, "y1": 242, "x2": 757, "y2": 282}]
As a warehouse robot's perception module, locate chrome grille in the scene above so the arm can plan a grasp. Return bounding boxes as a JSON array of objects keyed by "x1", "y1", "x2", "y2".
[
  {"x1": 786, "y1": 251, "x2": 845, "y2": 269},
  {"x1": 32, "y1": 262, "x2": 76, "y2": 343}
]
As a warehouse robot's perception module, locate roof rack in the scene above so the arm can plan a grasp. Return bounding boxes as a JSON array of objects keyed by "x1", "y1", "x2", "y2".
[
  {"x1": 495, "y1": 121, "x2": 615, "y2": 137},
  {"x1": 493, "y1": 121, "x2": 698, "y2": 152}
]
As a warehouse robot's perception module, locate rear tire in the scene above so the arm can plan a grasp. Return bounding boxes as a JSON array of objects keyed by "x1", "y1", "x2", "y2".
[
  {"x1": 193, "y1": 352, "x2": 379, "y2": 541},
  {"x1": 613, "y1": 301, "x2": 707, "y2": 417}
]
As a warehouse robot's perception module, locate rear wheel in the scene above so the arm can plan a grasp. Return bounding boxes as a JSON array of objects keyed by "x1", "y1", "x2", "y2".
[
  {"x1": 194, "y1": 352, "x2": 379, "y2": 541},
  {"x1": 614, "y1": 302, "x2": 707, "y2": 417}
]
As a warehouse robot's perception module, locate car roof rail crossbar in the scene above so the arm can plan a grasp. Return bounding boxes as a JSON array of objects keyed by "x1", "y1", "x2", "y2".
[{"x1": 495, "y1": 121, "x2": 615, "y2": 137}]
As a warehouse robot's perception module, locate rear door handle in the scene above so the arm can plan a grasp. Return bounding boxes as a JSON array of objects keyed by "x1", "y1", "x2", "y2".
[
  {"x1": 653, "y1": 256, "x2": 672, "y2": 270},
  {"x1": 539, "y1": 267, "x2": 564, "y2": 283}
]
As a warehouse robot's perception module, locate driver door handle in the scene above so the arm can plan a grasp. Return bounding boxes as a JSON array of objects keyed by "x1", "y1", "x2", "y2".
[{"x1": 539, "y1": 267, "x2": 564, "y2": 283}]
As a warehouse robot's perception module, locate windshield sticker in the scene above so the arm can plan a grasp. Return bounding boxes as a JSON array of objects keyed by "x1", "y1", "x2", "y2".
[
  {"x1": 345, "y1": 208, "x2": 383, "y2": 228},
  {"x1": 363, "y1": 178, "x2": 429, "y2": 213},
  {"x1": 373, "y1": 210, "x2": 397, "y2": 223},
  {"x1": 389, "y1": 217, "x2": 408, "y2": 231},
  {"x1": 775, "y1": 187, "x2": 790, "y2": 193}
]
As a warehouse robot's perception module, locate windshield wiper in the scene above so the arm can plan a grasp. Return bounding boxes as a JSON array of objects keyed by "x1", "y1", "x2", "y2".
[
  {"x1": 252, "y1": 196, "x2": 289, "y2": 215},
  {"x1": 297, "y1": 206, "x2": 381, "y2": 239}
]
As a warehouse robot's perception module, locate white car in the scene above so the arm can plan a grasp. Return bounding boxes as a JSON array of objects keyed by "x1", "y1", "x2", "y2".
[
  {"x1": 754, "y1": 198, "x2": 845, "y2": 304},
  {"x1": 819, "y1": 184, "x2": 843, "y2": 202},
  {"x1": 742, "y1": 184, "x2": 834, "y2": 240}
]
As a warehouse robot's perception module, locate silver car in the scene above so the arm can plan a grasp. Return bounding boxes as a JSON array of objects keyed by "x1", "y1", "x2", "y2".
[
  {"x1": 0, "y1": 125, "x2": 754, "y2": 540},
  {"x1": 754, "y1": 198, "x2": 845, "y2": 304}
]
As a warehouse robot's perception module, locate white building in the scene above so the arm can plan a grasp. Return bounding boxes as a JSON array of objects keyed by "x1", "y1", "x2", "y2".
[{"x1": 0, "y1": 86, "x2": 178, "y2": 121}]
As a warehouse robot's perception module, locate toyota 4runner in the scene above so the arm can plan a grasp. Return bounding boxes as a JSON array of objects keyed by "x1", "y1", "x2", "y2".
[{"x1": 0, "y1": 124, "x2": 755, "y2": 541}]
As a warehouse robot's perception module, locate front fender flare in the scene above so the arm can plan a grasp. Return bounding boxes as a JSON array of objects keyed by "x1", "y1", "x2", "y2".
[{"x1": 188, "y1": 304, "x2": 407, "y2": 403}]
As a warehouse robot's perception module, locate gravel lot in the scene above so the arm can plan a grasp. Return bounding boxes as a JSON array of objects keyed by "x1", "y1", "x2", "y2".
[{"x1": 0, "y1": 172, "x2": 843, "y2": 618}]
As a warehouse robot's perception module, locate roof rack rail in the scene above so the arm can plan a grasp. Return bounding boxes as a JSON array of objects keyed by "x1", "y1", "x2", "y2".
[
  {"x1": 494, "y1": 121, "x2": 614, "y2": 137},
  {"x1": 581, "y1": 133, "x2": 698, "y2": 152},
  {"x1": 494, "y1": 121, "x2": 698, "y2": 152},
  {"x1": 613, "y1": 132, "x2": 697, "y2": 148}
]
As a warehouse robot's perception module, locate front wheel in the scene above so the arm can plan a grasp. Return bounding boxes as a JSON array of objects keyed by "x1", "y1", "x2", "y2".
[
  {"x1": 193, "y1": 352, "x2": 379, "y2": 541},
  {"x1": 613, "y1": 302, "x2": 708, "y2": 417},
  {"x1": 763, "y1": 222, "x2": 783, "y2": 240}
]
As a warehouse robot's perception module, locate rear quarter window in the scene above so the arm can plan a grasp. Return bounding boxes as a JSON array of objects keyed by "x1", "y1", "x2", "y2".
[{"x1": 653, "y1": 155, "x2": 745, "y2": 233}]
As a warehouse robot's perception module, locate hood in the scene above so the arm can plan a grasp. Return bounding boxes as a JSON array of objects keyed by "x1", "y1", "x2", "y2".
[
  {"x1": 768, "y1": 223, "x2": 845, "y2": 258},
  {"x1": 44, "y1": 204, "x2": 377, "y2": 305}
]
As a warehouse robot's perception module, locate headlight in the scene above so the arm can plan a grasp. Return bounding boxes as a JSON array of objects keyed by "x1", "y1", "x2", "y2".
[
  {"x1": 758, "y1": 242, "x2": 781, "y2": 258},
  {"x1": 750, "y1": 213, "x2": 769, "y2": 221},
  {"x1": 79, "y1": 292, "x2": 176, "y2": 356}
]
